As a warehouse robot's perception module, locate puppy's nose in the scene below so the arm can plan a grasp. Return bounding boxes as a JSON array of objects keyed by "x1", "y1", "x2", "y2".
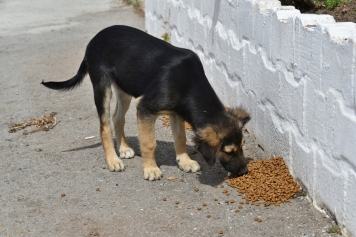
[{"x1": 239, "y1": 166, "x2": 248, "y2": 176}]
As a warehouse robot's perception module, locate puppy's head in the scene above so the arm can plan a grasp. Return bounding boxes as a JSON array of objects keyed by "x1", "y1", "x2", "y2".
[{"x1": 193, "y1": 107, "x2": 250, "y2": 176}]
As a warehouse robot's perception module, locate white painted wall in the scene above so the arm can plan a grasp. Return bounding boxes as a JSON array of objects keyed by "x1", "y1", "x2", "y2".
[{"x1": 146, "y1": 0, "x2": 356, "y2": 235}]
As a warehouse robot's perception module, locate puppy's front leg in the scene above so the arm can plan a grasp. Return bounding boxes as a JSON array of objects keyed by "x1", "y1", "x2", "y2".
[
  {"x1": 170, "y1": 114, "x2": 200, "y2": 172},
  {"x1": 137, "y1": 113, "x2": 162, "y2": 181}
]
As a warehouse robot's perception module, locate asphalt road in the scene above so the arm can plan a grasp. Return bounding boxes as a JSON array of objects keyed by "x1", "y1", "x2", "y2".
[{"x1": 0, "y1": 1, "x2": 339, "y2": 236}]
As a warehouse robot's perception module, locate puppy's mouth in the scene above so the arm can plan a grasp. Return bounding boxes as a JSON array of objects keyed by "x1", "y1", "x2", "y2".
[{"x1": 219, "y1": 158, "x2": 248, "y2": 176}]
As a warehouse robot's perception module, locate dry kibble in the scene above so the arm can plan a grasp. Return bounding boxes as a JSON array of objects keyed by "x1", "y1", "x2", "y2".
[
  {"x1": 220, "y1": 185, "x2": 224, "y2": 188},
  {"x1": 225, "y1": 200, "x2": 229, "y2": 203},
  {"x1": 226, "y1": 157, "x2": 301, "y2": 206},
  {"x1": 93, "y1": 231, "x2": 99, "y2": 236},
  {"x1": 175, "y1": 201, "x2": 180, "y2": 205},
  {"x1": 180, "y1": 179, "x2": 184, "y2": 182},
  {"x1": 230, "y1": 200, "x2": 235, "y2": 203},
  {"x1": 218, "y1": 230, "x2": 223, "y2": 235},
  {"x1": 254, "y1": 218, "x2": 259, "y2": 221},
  {"x1": 194, "y1": 188, "x2": 199, "y2": 192},
  {"x1": 214, "y1": 198, "x2": 218, "y2": 201},
  {"x1": 239, "y1": 201, "x2": 244, "y2": 204},
  {"x1": 207, "y1": 214, "x2": 211, "y2": 218},
  {"x1": 214, "y1": 185, "x2": 218, "y2": 188},
  {"x1": 163, "y1": 198, "x2": 167, "y2": 201},
  {"x1": 197, "y1": 207, "x2": 202, "y2": 210},
  {"x1": 96, "y1": 188, "x2": 100, "y2": 191},
  {"x1": 225, "y1": 193, "x2": 230, "y2": 196},
  {"x1": 222, "y1": 189, "x2": 228, "y2": 193},
  {"x1": 202, "y1": 203, "x2": 207, "y2": 207},
  {"x1": 238, "y1": 205, "x2": 243, "y2": 209},
  {"x1": 235, "y1": 209, "x2": 240, "y2": 212},
  {"x1": 61, "y1": 193, "x2": 66, "y2": 197}
]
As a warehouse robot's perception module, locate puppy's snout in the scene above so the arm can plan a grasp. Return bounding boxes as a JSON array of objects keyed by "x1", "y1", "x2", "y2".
[{"x1": 238, "y1": 165, "x2": 248, "y2": 176}]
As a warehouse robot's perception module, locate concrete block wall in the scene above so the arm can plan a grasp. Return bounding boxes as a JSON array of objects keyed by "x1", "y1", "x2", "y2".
[{"x1": 145, "y1": 0, "x2": 356, "y2": 235}]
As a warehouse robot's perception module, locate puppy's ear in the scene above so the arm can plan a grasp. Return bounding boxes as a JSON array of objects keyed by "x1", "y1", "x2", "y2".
[
  {"x1": 196, "y1": 127, "x2": 220, "y2": 147},
  {"x1": 228, "y1": 107, "x2": 251, "y2": 126}
]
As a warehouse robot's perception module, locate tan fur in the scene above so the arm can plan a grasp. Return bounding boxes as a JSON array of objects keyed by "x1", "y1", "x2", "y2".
[
  {"x1": 137, "y1": 114, "x2": 162, "y2": 180},
  {"x1": 112, "y1": 84, "x2": 134, "y2": 158},
  {"x1": 100, "y1": 88, "x2": 125, "y2": 171},
  {"x1": 197, "y1": 127, "x2": 220, "y2": 147},
  {"x1": 228, "y1": 107, "x2": 250, "y2": 126},
  {"x1": 222, "y1": 144, "x2": 237, "y2": 153},
  {"x1": 170, "y1": 114, "x2": 200, "y2": 172}
]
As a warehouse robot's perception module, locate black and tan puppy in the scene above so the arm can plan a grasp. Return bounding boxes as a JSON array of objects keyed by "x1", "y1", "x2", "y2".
[{"x1": 42, "y1": 25, "x2": 250, "y2": 180}]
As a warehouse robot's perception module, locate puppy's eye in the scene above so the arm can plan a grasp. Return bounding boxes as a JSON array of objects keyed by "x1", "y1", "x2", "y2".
[{"x1": 224, "y1": 150, "x2": 234, "y2": 156}]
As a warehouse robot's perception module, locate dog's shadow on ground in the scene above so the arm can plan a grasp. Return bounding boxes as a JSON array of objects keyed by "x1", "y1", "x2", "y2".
[{"x1": 62, "y1": 136, "x2": 227, "y2": 186}]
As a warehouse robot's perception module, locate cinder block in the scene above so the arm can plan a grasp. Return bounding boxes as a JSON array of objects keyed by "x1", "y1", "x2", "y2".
[
  {"x1": 237, "y1": 0, "x2": 255, "y2": 41},
  {"x1": 290, "y1": 134, "x2": 314, "y2": 195},
  {"x1": 345, "y1": 169, "x2": 356, "y2": 236},
  {"x1": 229, "y1": 45, "x2": 245, "y2": 81},
  {"x1": 314, "y1": 150, "x2": 345, "y2": 224},
  {"x1": 321, "y1": 23, "x2": 356, "y2": 108},
  {"x1": 294, "y1": 18, "x2": 324, "y2": 90},
  {"x1": 270, "y1": 8, "x2": 299, "y2": 68},
  {"x1": 332, "y1": 97, "x2": 356, "y2": 168},
  {"x1": 278, "y1": 70, "x2": 304, "y2": 132}
]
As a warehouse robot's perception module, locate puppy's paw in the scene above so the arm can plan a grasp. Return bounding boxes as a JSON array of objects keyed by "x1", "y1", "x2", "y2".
[
  {"x1": 143, "y1": 166, "x2": 162, "y2": 181},
  {"x1": 107, "y1": 157, "x2": 125, "y2": 172},
  {"x1": 119, "y1": 147, "x2": 135, "y2": 159},
  {"x1": 177, "y1": 159, "x2": 200, "y2": 173}
]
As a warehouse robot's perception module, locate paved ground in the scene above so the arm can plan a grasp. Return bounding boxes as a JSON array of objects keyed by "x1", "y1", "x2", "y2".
[{"x1": 0, "y1": 0, "x2": 339, "y2": 236}]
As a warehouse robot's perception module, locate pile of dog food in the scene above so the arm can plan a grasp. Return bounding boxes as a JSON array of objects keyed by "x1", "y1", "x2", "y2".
[{"x1": 226, "y1": 157, "x2": 301, "y2": 206}]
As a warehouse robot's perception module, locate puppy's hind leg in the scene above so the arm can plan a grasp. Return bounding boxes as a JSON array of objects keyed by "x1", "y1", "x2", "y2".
[
  {"x1": 112, "y1": 84, "x2": 135, "y2": 159},
  {"x1": 170, "y1": 114, "x2": 200, "y2": 172},
  {"x1": 94, "y1": 85, "x2": 125, "y2": 172}
]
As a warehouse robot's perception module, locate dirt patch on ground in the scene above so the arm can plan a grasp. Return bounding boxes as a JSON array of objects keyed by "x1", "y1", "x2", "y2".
[{"x1": 281, "y1": 0, "x2": 356, "y2": 23}]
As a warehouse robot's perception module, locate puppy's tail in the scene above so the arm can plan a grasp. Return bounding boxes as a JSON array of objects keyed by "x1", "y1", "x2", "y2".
[{"x1": 41, "y1": 60, "x2": 87, "y2": 91}]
